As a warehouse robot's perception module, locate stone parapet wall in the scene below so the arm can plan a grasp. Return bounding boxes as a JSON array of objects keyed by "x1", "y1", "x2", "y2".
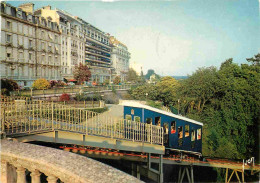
[{"x1": 1, "y1": 139, "x2": 142, "y2": 183}]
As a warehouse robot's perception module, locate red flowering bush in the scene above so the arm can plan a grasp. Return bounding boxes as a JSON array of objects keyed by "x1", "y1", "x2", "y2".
[{"x1": 60, "y1": 93, "x2": 70, "y2": 101}]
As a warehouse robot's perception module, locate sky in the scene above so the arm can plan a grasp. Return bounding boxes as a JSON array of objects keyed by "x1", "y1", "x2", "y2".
[{"x1": 7, "y1": 0, "x2": 260, "y2": 76}]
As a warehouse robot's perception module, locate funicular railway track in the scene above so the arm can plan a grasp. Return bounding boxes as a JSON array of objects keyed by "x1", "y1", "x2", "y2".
[{"x1": 59, "y1": 145, "x2": 260, "y2": 171}]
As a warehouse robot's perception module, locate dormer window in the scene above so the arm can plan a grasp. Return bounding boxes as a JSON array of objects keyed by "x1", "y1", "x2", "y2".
[
  {"x1": 27, "y1": 15, "x2": 32, "y2": 22},
  {"x1": 17, "y1": 11, "x2": 22, "y2": 18}
]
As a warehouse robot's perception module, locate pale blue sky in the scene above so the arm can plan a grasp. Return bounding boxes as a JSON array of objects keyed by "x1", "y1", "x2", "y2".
[{"x1": 8, "y1": 0, "x2": 260, "y2": 76}]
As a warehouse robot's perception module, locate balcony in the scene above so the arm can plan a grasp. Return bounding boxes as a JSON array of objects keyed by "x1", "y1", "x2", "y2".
[{"x1": 85, "y1": 50, "x2": 111, "y2": 59}]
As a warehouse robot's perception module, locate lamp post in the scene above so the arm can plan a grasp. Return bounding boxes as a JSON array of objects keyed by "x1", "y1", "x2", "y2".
[{"x1": 145, "y1": 93, "x2": 148, "y2": 101}]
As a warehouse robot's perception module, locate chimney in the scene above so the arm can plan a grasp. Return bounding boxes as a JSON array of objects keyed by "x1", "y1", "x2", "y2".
[
  {"x1": 18, "y1": 3, "x2": 34, "y2": 14},
  {"x1": 43, "y1": 5, "x2": 51, "y2": 10}
]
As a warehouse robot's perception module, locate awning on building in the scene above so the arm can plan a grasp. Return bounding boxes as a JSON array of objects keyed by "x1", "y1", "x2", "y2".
[{"x1": 68, "y1": 79, "x2": 77, "y2": 82}]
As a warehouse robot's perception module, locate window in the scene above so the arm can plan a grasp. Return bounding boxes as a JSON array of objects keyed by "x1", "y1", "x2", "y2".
[
  {"x1": 41, "y1": 42, "x2": 45, "y2": 50},
  {"x1": 155, "y1": 117, "x2": 161, "y2": 126},
  {"x1": 6, "y1": 34, "x2": 11, "y2": 42},
  {"x1": 185, "y1": 125, "x2": 189, "y2": 137},
  {"x1": 178, "y1": 126, "x2": 183, "y2": 139},
  {"x1": 171, "y1": 121, "x2": 176, "y2": 134},
  {"x1": 163, "y1": 123, "x2": 169, "y2": 144},
  {"x1": 41, "y1": 31, "x2": 45, "y2": 39},
  {"x1": 49, "y1": 56, "x2": 52, "y2": 64},
  {"x1": 191, "y1": 130, "x2": 196, "y2": 141},
  {"x1": 146, "y1": 118, "x2": 152, "y2": 124},
  {"x1": 197, "y1": 128, "x2": 201, "y2": 140},
  {"x1": 125, "y1": 115, "x2": 132, "y2": 121},
  {"x1": 42, "y1": 55, "x2": 46, "y2": 64},
  {"x1": 6, "y1": 21, "x2": 11, "y2": 30},
  {"x1": 7, "y1": 53, "x2": 11, "y2": 58},
  {"x1": 163, "y1": 123, "x2": 169, "y2": 134},
  {"x1": 134, "y1": 116, "x2": 140, "y2": 122},
  {"x1": 29, "y1": 40, "x2": 32, "y2": 47},
  {"x1": 29, "y1": 53, "x2": 32, "y2": 60}
]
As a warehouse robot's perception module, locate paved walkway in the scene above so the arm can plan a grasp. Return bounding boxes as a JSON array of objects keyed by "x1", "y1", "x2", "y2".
[{"x1": 103, "y1": 104, "x2": 124, "y2": 119}]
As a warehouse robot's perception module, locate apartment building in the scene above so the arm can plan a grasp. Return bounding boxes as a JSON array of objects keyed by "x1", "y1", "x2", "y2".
[
  {"x1": 76, "y1": 18, "x2": 112, "y2": 83},
  {"x1": 34, "y1": 6, "x2": 85, "y2": 80},
  {"x1": 109, "y1": 36, "x2": 130, "y2": 82},
  {"x1": 0, "y1": 2, "x2": 61, "y2": 87}
]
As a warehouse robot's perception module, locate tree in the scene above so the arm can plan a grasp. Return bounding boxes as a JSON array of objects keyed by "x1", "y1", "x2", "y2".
[
  {"x1": 126, "y1": 68, "x2": 139, "y2": 83},
  {"x1": 145, "y1": 69, "x2": 160, "y2": 81},
  {"x1": 73, "y1": 63, "x2": 91, "y2": 84},
  {"x1": 113, "y1": 76, "x2": 121, "y2": 85},
  {"x1": 130, "y1": 84, "x2": 158, "y2": 100},
  {"x1": 246, "y1": 53, "x2": 260, "y2": 66},
  {"x1": 32, "y1": 78, "x2": 50, "y2": 90},
  {"x1": 1, "y1": 79, "x2": 18, "y2": 95},
  {"x1": 175, "y1": 57, "x2": 260, "y2": 160},
  {"x1": 156, "y1": 76, "x2": 179, "y2": 106}
]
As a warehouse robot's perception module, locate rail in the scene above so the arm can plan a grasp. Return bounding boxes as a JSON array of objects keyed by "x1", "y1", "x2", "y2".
[
  {"x1": 1, "y1": 100, "x2": 163, "y2": 145},
  {"x1": 10, "y1": 84, "x2": 139, "y2": 96}
]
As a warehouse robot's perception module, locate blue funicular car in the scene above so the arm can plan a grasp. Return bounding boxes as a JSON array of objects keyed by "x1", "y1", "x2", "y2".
[{"x1": 121, "y1": 100, "x2": 203, "y2": 157}]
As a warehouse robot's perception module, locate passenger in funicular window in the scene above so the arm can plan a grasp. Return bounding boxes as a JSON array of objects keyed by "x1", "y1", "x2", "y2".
[
  {"x1": 163, "y1": 123, "x2": 169, "y2": 144},
  {"x1": 171, "y1": 123, "x2": 176, "y2": 134},
  {"x1": 155, "y1": 117, "x2": 161, "y2": 127}
]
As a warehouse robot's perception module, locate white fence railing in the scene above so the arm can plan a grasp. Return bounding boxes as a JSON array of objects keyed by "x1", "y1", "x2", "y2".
[{"x1": 1, "y1": 100, "x2": 163, "y2": 145}]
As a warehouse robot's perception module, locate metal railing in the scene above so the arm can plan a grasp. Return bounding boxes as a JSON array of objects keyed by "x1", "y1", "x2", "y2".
[
  {"x1": 1, "y1": 100, "x2": 163, "y2": 145},
  {"x1": 10, "y1": 84, "x2": 138, "y2": 96}
]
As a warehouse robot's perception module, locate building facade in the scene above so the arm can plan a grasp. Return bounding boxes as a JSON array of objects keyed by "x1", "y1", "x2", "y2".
[
  {"x1": 109, "y1": 36, "x2": 130, "y2": 82},
  {"x1": 77, "y1": 18, "x2": 112, "y2": 84},
  {"x1": 1, "y1": 2, "x2": 131, "y2": 86},
  {"x1": 0, "y1": 2, "x2": 61, "y2": 87},
  {"x1": 34, "y1": 6, "x2": 85, "y2": 80}
]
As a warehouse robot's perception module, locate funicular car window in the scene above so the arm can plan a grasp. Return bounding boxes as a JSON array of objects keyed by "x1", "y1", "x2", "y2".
[
  {"x1": 197, "y1": 128, "x2": 201, "y2": 140},
  {"x1": 134, "y1": 116, "x2": 140, "y2": 122},
  {"x1": 146, "y1": 118, "x2": 152, "y2": 124},
  {"x1": 191, "y1": 130, "x2": 196, "y2": 141},
  {"x1": 155, "y1": 117, "x2": 161, "y2": 126},
  {"x1": 178, "y1": 126, "x2": 183, "y2": 146},
  {"x1": 171, "y1": 121, "x2": 176, "y2": 134},
  {"x1": 185, "y1": 125, "x2": 189, "y2": 137},
  {"x1": 125, "y1": 115, "x2": 132, "y2": 121},
  {"x1": 178, "y1": 126, "x2": 183, "y2": 139},
  {"x1": 163, "y1": 123, "x2": 169, "y2": 144}
]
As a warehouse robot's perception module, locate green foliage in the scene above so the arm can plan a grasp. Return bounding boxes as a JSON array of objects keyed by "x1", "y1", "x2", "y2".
[
  {"x1": 112, "y1": 86, "x2": 117, "y2": 94},
  {"x1": 113, "y1": 76, "x2": 121, "y2": 85},
  {"x1": 103, "y1": 79, "x2": 110, "y2": 86},
  {"x1": 246, "y1": 53, "x2": 260, "y2": 66},
  {"x1": 130, "y1": 84, "x2": 158, "y2": 101},
  {"x1": 146, "y1": 100, "x2": 163, "y2": 109},
  {"x1": 156, "y1": 76, "x2": 179, "y2": 106},
  {"x1": 126, "y1": 68, "x2": 139, "y2": 83},
  {"x1": 73, "y1": 63, "x2": 91, "y2": 84},
  {"x1": 176, "y1": 57, "x2": 260, "y2": 159},
  {"x1": 87, "y1": 107, "x2": 108, "y2": 113},
  {"x1": 32, "y1": 78, "x2": 50, "y2": 90},
  {"x1": 145, "y1": 69, "x2": 160, "y2": 81},
  {"x1": 1, "y1": 78, "x2": 18, "y2": 96}
]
